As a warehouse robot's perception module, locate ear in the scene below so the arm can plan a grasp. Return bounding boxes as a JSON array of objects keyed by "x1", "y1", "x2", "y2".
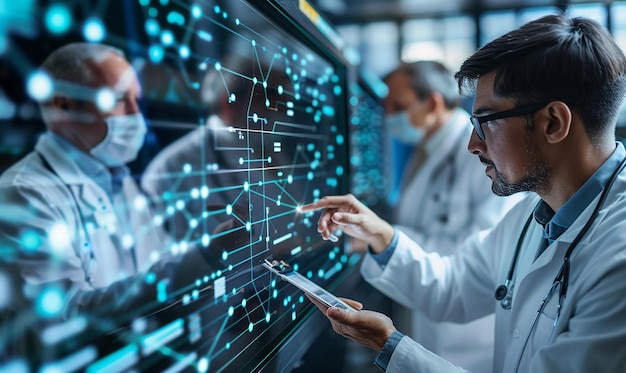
[{"x1": 540, "y1": 101, "x2": 572, "y2": 144}]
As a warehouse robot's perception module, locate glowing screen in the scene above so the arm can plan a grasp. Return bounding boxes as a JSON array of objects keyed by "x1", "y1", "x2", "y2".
[{"x1": 0, "y1": 0, "x2": 352, "y2": 371}]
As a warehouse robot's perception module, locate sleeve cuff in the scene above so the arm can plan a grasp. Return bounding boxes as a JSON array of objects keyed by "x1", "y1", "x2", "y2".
[
  {"x1": 368, "y1": 227, "x2": 399, "y2": 269},
  {"x1": 374, "y1": 330, "x2": 404, "y2": 371}
]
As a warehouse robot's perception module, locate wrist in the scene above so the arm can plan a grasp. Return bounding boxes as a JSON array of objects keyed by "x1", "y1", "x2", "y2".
[{"x1": 371, "y1": 223, "x2": 395, "y2": 254}]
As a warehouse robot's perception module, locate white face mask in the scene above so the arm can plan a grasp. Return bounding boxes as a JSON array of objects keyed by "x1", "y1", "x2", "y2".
[
  {"x1": 90, "y1": 113, "x2": 147, "y2": 167},
  {"x1": 385, "y1": 110, "x2": 425, "y2": 145}
]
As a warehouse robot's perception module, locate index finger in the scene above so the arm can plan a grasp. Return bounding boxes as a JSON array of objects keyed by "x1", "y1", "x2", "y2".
[{"x1": 299, "y1": 195, "x2": 349, "y2": 213}]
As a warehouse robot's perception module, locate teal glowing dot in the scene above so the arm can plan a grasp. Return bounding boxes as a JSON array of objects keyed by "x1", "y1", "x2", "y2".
[
  {"x1": 336, "y1": 134, "x2": 345, "y2": 145},
  {"x1": 228, "y1": 306, "x2": 234, "y2": 316},
  {"x1": 238, "y1": 157, "x2": 244, "y2": 165},
  {"x1": 148, "y1": 7, "x2": 158, "y2": 17},
  {"x1": 246, "y1": 222, "x2": 251, "y2": 231},
  {"x1": 192, "y1": 289, "x2": 199, "y2": 299},
  {"x1": 265, "y1": 99, "x2": 270, "y2": 107},
  {"x1": 83, "y1": 18, "x2": 106, "y2": 42},
  {"x1": 272, "y1": 289, "x2": 278, "y2": 298},
  {"x1": 189, "y1": 219, "x2": 197, "y2": 228},
  {"x1": 222, "y1": 250, "x2": 228, "y2": 260},
  {"x1": 307, "y1": 271, "x2": 313, "y2": 278},
  {"x1": 287, "y1": 175, "x2": 293, "y2": 184},
  {"x1": 282, "y1": 47, "x2": 287, "y2": 54},
  {"x1": 36, "y1": 287, "x2": 64, "y2": 318},
  {"x1": 267, "y1": 156, "x2": 272, "y2": 164},
  {"x1": 329, "y1": 251, "x2": 336, "y2": 260},
  {"x1": 197, "y1": 357, "x2": 209, "y2": 373},
  {"x1": 160, "y1": 0, "x2": 170, "y2": 5},
  {"x1": 242, "y1": 298, "x2": 247, "y2": 307},
  {"x1": 251, "y1": 40, "x2": 256, "y2": 47},
  {"x1": 277, "y1": 85, "x2": 283, "y2": 94},
  {"x1": 248, "y1": 322, "x2": 253, "y2": 332},
  {"x1": 292, "y1": 311, "x2": 296, "y2": 321},
  {"x1": 176, "y1": 200, "x2": 185, "y2": 210},
  {"x1": 27, "y1": 71, "x2": 53, "y2": 102},
  {"x1": 283, "y1": 298, "x2": 288, "y2": 307},
  {"x1": 139, "y1": 0, "x2": 150, "y2": 5},
  {"x1": 266, "y1": 313, "x2": 271, "y2": 322},
  {"x1": 145, "y1": 272, "x2": 157, "y2": 284},
  {"x1": 322, "y1": 105, "x2": 335, "y2": 116},
  {"x1": 167, "y1": 11, "x2": 185, "y2": 26},
  {"x1": 235, "y1": 18, "x2": 240, "y2": 25},
  {"x1": 295, "y1": 93, "x2": 301, "y2": 100},
  {"x1": 148, "y1": 45, "x2": 164, "y2": 63},
  {"x1": 191, "y1": 5, "x2": 202, "y2": 18},
  {"x1": 307, "y1": 143, "x2": 315, "y2": 151},
  {"x1": 195, "y1": 279, "x2": 202, "y2": 287},
  {"x1": 145, "y1": 18, "x2": 160, "y2": 36},
  {"x1": 20, "y1": 229, "x2": 41, "y2": 251},
  {"x1": 226, "y1": 204, "x2": 232, "y2": 215},
  {"x1": 179, "y1": 45, "x2": 190, "y2": 59},
  {"x1": 202, "y1": 234, "x2": 210, "y2": 247},
  {"x1": 95, "y1": 88, "x2": 115, "y2": 111},
  {"x1": 318, "y1": 269, "x2": 324, "y2": 278},
  {"x1": 336, "y1": 166, "x2": 344, "y2": 176},
  {"x1": 252, "y1": 113, "x2": 258, "y2": 122},
  {"x1": 161, "y1": 30, "x2": 174, "y2": 45},
  {"x1": 299, "y1": 295, "x2": 304, "y2": 303},
  {"x1": 229, "y1": 93, "x2": 236, "y2": 102},
  {"x1": 214, "y1": 5, "x2": 220, "y2": 13},
  {"x1": 243, "y1": 181, "x2": 249, "y2": 191},
  {"x1": 226, "y1": 342, "x2": 231, "y2": 349},
  {"x1": 45, "y1": 4, "x2": 72, "y2": 35},
  {"x1": 215, "y1": 62, "x2": 221, "y2": 70},
  {"x1": 307, "y1": 171, "x2": 313, "y2": 180}
]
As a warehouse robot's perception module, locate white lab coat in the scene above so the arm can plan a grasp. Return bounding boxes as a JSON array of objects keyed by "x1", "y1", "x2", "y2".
[
  {"x1": 392, "y1": 108, "x2": 523, "y2": 371},
  {"x1": 0, "y1": 134, "x2": 209, "y2": 317},
  {"x1": 362, "y1": 161, "x2": 626, "y2": 372}
]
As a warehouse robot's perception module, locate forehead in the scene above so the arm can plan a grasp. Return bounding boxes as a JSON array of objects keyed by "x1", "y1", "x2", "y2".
[
  {"x1": 472, "y1": 72, "x2": 500, "y2": 112},
  {"x1": 87, "y1": 53, "x2": 140, "y2": 94}
]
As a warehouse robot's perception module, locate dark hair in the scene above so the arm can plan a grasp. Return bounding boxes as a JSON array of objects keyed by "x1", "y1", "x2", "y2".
[
  {"x1": 386, "y1": 61, "x2": 461, "y2": 110},
  {"x1": 455, "y1": 14, "x2": 626, "y2": 140}
]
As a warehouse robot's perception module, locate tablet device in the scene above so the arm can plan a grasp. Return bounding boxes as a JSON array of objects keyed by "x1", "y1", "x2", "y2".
[{"x1": 263, "y1": 259, "x2": 358, "y2": 312}]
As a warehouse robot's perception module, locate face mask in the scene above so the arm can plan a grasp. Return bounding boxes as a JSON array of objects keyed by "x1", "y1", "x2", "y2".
[
  {"x1": 90, "y1": 113, "x2": 147, "y2": 167},
  {"x1": 385, "y1": 110, "x2": 425, "y2": 145}
]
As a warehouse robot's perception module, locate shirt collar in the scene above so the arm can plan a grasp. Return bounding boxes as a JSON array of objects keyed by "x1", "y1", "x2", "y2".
[
  {"x1": 534, "y1": 142, "x2": 626, "y2": 243},
  {"x1": 46, "y1": 132, "x2": 129, "y2": 195}
]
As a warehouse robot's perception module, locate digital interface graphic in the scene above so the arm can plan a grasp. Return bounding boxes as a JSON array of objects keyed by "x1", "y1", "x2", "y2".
[{"x1": 0, "y1": 1, "x2": 361, "y2": 372}]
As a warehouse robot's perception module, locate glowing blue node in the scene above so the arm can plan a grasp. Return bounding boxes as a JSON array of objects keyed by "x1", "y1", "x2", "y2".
[
  {"x1": 215, "y1": 62, "x2": 221, "y2": 70},
  {"x1": 336, "y1": 134, "x2": 345, "y2": 145},
  {"x1": 36, "y1": 286, "x2": 64, "y2": 318},
  {"x1": 161, "y1": 30, "x2": 174, "y2": 45},
  {"x1": 243, "y1": 181, "x2": 249, "y2": 191},
  {"x1": 222, "y1": 11, "x2": 228, "y2": 19},
  {"x1": 145, "y1": 272, "x2": 157, "y2": 284},
  {"x1": 214, "y1": 5, "x2": 220, "y2": 13},
  {"x1": 45, "y1": 4, "x2": 72, "y2": 35},
  {"x1": 26, "y1": 71, "x2": 53, "y2": 102},
  {"x1": 242, "y1": 298, "x2": 247, "y2": 307},
  {"x1": 197, "y1": 357, "x2": 209, "y2": 373},
  {"x1": 222, "y1": 250, "x2": 228, "y2": 260},
  {"x1": 235, "y1": 18, "x2": 240, "y2": 25},
  {"x1": 145, "y1": 18, "x2": 160, "y2": 36},
  {"x1": 266, "y1": 313, "x2": 271, "y2": 322},
  {"x1": 190, "y1": 188, "x2": 199, "y2": 199},
  {"x1": 277, "y1": 85, "x2": 284, "y2": 94},
  {"x1": 226, "y1": 204, "x2": 232, "y2": 215},
  {"x1": 191, "y1": 5, "x2": 202, "y2": 18},
  {"x1": 251, "y1": 40, "x2": 256, "y2": 47},
  {"x1": 201, "y1": 186, "x2": 209, "y2": 198},
  {"x1": 333, "y1": 85, "x2": 342, "y2": 96},
  {"x1": 272, "y1": 289, "x2": 278, "y2": 298},
  {"x1": 20, "y1": 229, "x2": 41, "y2": 250},
  {"x1": 189, "y1": 219, "x2": 197, "y2": 228},
  {"x1": 202, "y1": 234, "x2": 210, "y2": 247},
  {"x1": 226, "y1": 342, "x2": 231, "y2": 349},
  {"x1": 228, "y1": 306, "x2": 234, "y2": 317},
  {"x1": 95, "y1": 88, "x2": 115, "y2": 112},
  {"x1": 148, "y1": 7, "x2": 158, "y2": 17},
  {"x1": 245, "y1": 222, "x2": 251, "y2": 231},
  {"x1": 292, "y1": 311, "x2": 296, "y2": 321},
  {"x1": 83, "y1": 18, "x2": 106, "y2": 42},
  {"x1": 138, "y1": 0, "x2": 150, "y2": 5},
  {"x1": 148, "y1": 45, "x2": 164, "y2": 63},
  {"x1": 248, "y1": 322, "x2": 253, "y2": 332},
  {"x1": 179, "y1": 45, "x2": 190, "y2": 59},
  {"x1": 252, "y1": 113, "x2": 258, "y2": 122}
]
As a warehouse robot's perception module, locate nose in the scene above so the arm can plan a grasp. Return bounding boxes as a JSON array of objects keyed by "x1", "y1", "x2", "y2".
[{"x1": 467, "y1": 128, "x2": 485, "y2": 155}]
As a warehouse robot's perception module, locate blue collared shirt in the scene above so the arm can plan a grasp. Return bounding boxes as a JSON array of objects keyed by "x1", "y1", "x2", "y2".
[{"x1": 369, "y1": 142, "x2": 626, "y2": 370}]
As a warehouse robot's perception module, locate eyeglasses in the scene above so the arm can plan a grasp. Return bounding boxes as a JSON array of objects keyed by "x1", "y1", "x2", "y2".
[{"x1": 469, "y1": 102, "x2": 548, "y2": 141}]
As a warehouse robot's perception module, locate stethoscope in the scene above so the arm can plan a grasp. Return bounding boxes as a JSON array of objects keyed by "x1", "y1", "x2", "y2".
[
  {"x1": 496, "y1": 155, "x2": 626, "y2": 310},
  {"x1": 493, "y1": 155, "x2": 626, "y2": 371}
]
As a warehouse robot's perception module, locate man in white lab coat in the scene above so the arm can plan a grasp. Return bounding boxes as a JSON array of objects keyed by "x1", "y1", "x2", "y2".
[
  {"x1": 382, "y1": 61, "x2": 522, "y2": 372},
  {"x1": 302, "y1": 14, "x2": 626, "y2": 372},
  {"x1": 0, "y1": 43, "x2": 214, "y2": 322}
]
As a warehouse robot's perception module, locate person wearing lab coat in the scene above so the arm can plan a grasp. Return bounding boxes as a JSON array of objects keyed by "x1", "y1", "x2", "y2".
[
  {"x1": 382, "y1": 61, "x2": 523, "y2": 372},
  {"x1": 301, "y1": 14, "x2": 626, "y2": 372},
  {"x1": 0, "y1": 43, "x2": 215, "y2": 321}
]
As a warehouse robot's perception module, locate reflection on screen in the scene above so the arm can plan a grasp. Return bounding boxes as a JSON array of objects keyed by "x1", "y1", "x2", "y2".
[{"x1": 0, "y1": 0, "x2": 352, "y2": 371}]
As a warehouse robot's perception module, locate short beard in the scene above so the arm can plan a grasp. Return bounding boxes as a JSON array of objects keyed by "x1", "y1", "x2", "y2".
[{"x1": 490, "y1": 124, "x2": 549, "y2": 196}]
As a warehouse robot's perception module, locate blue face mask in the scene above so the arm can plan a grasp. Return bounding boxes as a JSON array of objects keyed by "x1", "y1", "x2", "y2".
[
  {"x1": 385, "y1": 110, "x2": 425, "y2": 145},
  {"x1": 90, "y1": 113, "x2": 147, "y2": 167}
]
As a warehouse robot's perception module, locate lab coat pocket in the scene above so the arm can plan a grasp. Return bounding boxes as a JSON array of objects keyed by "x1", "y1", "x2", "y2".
[{"x1": 530, "y1": 288, "x2": 559, "y2": 352}]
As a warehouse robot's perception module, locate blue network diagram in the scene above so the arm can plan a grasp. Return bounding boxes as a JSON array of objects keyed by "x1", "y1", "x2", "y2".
[{"x1": 0, "y1": 1, "x2": 357, "y2": 372}]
